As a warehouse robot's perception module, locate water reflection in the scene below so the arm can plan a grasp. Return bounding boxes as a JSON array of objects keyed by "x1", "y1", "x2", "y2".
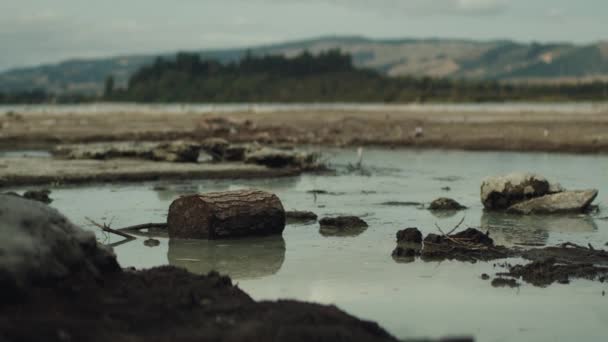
[
  {"x1": 319, "y1": 225, "x2": 368, "y2": 237},
  {"x1": 480, "y1": 212, "x2": 598, "y2": 246},
  {"x1": 167, "y1": 236, "x2": 286, "y2": 280}
]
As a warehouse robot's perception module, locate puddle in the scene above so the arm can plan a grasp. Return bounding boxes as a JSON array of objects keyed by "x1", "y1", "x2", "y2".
[{"x1": 11, "y1": 147, "x2": 608, "y2": 342}]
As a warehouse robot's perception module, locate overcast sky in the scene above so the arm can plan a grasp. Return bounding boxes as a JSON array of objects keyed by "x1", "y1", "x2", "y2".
[{"x1": 0, "y1": 0, "x2": 606, "y2": 71}]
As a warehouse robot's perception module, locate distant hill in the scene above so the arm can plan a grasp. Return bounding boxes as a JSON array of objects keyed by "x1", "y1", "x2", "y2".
[{"x1": 1, "y1": 36, "x2": 608, "y2": 95}]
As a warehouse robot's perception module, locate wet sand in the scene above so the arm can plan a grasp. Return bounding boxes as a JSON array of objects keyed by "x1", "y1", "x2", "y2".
[{"x1": 2, "y1": 107, "x2": 608, "y2": 153}]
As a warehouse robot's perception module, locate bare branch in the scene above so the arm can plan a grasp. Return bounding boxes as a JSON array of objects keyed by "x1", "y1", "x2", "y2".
[{"x1": 86, "y1": 217, "x2": 137, "y2": 241}]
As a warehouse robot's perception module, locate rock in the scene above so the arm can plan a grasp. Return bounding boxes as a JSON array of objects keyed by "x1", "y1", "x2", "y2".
[
  {"x1": 481, "y1": 273, "x2": 490, "y2": 280},
  {"x1": 54, "y1": 141, "x2": 200, "y2": 163},
  {"x1": 429, "y1": 197, "x2": 467, "y2": 210},
  {"x1": 151, "y1": 141, "x2": 200, "y2": 162},
  {"x1": 143, "y1": 239, "x2": 160, "y2": 247},
  {"x1": 451, "y1": 228, "x2": 495, "y2": 246},
  {"x1": 224, "y1": 144, "x2": 249, "y2": 161},
  {"x1": 507, "y1": 190, "x2": 599, "y2": 214},
  {"x1": 245, "y1": 147, "x2": 319, "y2": 169},
  {"x1": 0, "y1": 195, "x2": 119, "y2": 293},
  {"x1": 481, "y1": 172, "x2": 551, "y2": 210},
  {"x1": 319, "y1": 216, "x2": 368, "y2": 229},
  {"x1": 201, "y1": 138, "x2": 229, "y2": 161},
  {"x1": 167, "y1": 189, "x2": 286, "y2": 239},
  {"x1": 22, "y1": 189, "x2": 53, "y2": 204},
  {"x1": 319, "y1": 216, "x2": 368, "y2": 237},
  {"x1": 286, "y1": 210, "x2": 318, "y2": 223},
  {"x1": 396, "y1": 228, "x2": 423, "y2": 244}
]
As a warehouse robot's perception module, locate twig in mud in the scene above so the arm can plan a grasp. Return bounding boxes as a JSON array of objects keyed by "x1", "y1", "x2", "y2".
[
  {"x1": 445, "y1": 216, "x2": 466, "y2": 236},
  {"x1": 117, "y1": 223, "x2": 167, "y2": 233},
  {"x1": 86, "y1": 217, "x2": 137, "y2": 241},
  {"x1": 434, "y1": 215, "x2": 467, "y2": 245}
]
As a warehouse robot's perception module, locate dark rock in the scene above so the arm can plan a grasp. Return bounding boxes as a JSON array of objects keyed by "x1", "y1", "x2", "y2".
[
  {"x1": 143, "y1": 239, "x2": 160, "y2": 247},
  {"x1": 481, "y1": 273, "x2": 490, "y2": 280},
  {"x1": 201, "y1": 137, "x2": 230, "y2": 161},
  {"x1": 491, "y1": 278, "x2": 520, "y2": 288},
  {"x1": 319, "y1": 216, "x2": 368, "y2": 237},
  {"x1": 396, "y1": 228, "x2": 423, "y2": 244},
  {"x1": 451, "y1": 228, "x2": 494, "y2": 246},
  {"x1": 429, "y1": 198, "x2": 467, "y2": 210},
  {"x1": 424, "y1": 233, "x2": 444, "y2": 244},
  {"x1": 22, "y1": 189, "x2": 53, "y2": 204},
  {"x1": 481, "y1": 172, "x2": 551, "y2": 210},
  {"x1": 319, "y1": 216, "x2": 368, "y2": 229},
  {"x1": 421, "y1": 229, "x2": 510, "y2": 262},
  {"x1": 286, "y1": 210, "x2": 318, "y2": 223},
  {"x1": 245, "y1": 148, "x2": 320, "y2": 169},
  {"x1": 54, "y1": 141, "x2": 200, "y2": 163},
  {"x1": 151, "y1": 141, "x2": 200, "y2": 162},
  {"x1": 0, "y1": 194, "x2": 120, "y2": 293}
]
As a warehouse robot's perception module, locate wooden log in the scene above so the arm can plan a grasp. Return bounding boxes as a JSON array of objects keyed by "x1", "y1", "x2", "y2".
[{"x1": 167, "y1": 189, "x2": 286, "y2": 239}]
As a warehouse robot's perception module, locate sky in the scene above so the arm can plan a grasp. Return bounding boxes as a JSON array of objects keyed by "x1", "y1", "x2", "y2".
[{"x1": 0, "y1": 0, "x2": 606, "y2": 71}]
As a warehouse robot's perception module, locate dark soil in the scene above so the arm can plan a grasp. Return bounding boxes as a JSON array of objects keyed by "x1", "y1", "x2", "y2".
[
  {"x1": 0, "y1": 266, "x2": 398, "y2": 342},
  {"x1": 428, "y1": 198, "x2": 467, "y2": 211},
  {"x1": 499, "y1": 258, "x2": 608, "y2": 287},
  {"x1": 394, "y1": 228, "x2": 608, "y2": 288},
  {"x1": 420, "y1": 229, "x2": 514, "y2": 262}
]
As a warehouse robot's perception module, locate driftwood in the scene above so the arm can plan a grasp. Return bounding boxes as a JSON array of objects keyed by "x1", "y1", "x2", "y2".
[
  {"x1": 86, "y1": 217, "x2": 137, "y2": 241},
  {"x1": 167, "y1": 189, "x2": 286, "y2": 239}
]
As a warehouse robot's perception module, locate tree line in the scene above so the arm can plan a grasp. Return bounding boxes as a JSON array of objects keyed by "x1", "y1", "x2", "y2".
[
  {"x1": 1, "y1": 50, "x2": 608, "y2": 104},
  {"x1": 106, "y1": 50, "x2": 608, "y2": 103}
]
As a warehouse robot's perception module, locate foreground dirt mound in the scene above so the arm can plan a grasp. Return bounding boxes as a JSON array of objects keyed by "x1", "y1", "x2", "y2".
[
  {"x1": 0, "y1": 267, "x2": 398, "y2": 342},
  {"x1": 0, "y1": 195, "x2": 401, "y2": 342}
]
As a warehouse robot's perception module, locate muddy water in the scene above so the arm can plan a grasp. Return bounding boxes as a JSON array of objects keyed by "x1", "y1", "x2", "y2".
[{"x1": 16, "y1": 148, "x2": 608, "y2": 342}]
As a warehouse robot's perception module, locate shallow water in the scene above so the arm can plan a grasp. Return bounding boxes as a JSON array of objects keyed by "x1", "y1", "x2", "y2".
[{"x1": 13, "y1": 148, "x2": 608, "y2": 341}]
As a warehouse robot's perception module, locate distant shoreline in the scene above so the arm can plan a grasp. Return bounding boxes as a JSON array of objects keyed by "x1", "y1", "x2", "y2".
[{"x1": 1, "y1": 105, "x2": 608, "y2": 154}]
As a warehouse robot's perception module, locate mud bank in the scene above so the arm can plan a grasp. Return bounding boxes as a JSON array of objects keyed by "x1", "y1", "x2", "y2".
[
  {"x1": 0, "y1": 267, "x2": 404, "y2": 342},
  {"x1": 2, "y1": 108, "x2": 608, "y2": 153},
  {"x1": 0, "y1": 157, "x2": 300, "y2": 188}
]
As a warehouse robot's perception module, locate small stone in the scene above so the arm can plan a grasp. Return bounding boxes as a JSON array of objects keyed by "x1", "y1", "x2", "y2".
[
  {"x1": 319, "y1": 216, "x2": 368, "y2": 229},
  {"x1": 144, "y1": 239, "x2": 161, "y2": 247},
  {"x1": 22, "y1": 189, "x2": 53, "y2": 204},
  {"x1": 481, "y1": 273, "x2": 490, "y2": 280},
  {"x1": 286, "y1": 210, "x2": 318, "y2": 223},
  {"x1": 429, "y1": 197, "x2": 467, "y2": 211}
]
